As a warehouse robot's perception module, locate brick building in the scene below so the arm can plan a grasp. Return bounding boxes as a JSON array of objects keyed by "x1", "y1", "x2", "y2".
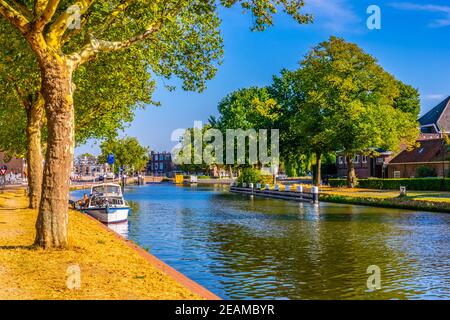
[
  {"x1": 336, "y1": 150, "x2": 393, "y2": 178},
  {"x1": 387, "y1": 137, "x2": 449, "y2": 178},
  {"x1": 419, "y1": 96, "x2": 450, "y2": 134},
  {"x1": 0, "y1": 151, "x2": 27, "y2": 178},
  {"x1": 146, "y1": 151, "x2": 173, "y2": 176},
  {"x1": 336, "y1": 96, "x2": 450, "y2": 179},
  {"x1": 387, "y1": 97, "x2": 450, "y2": 178}
]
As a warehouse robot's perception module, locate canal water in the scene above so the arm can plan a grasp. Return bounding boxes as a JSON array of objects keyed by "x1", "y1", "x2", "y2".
[{"x1": 71, "y1": 184, "x2": 450, "y2": 299}]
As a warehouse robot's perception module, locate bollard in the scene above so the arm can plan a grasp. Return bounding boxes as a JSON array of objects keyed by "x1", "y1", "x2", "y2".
[
  {"x1": 311, "y1": 186, "x2": 319, "y2": 204},
  {"x1": 265, "y1": 184, "x2": 270, "y2": 190},
  {"x1": 256, "y1": 183, "x2": 261, "y2": 189},
  {"x1": 249, "y1": 183, "x2": 254, "y2": 189}
]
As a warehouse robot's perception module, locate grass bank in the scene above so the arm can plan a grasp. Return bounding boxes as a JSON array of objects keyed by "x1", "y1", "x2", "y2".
[
  {"x1": 0, "y1": 190, "x2": 209, "y2": 300},
  {"x1": 320, "y1": 187, "x2": 450, "y2": 213}
]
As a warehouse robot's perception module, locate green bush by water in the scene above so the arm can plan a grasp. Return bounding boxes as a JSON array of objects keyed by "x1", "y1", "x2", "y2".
[{"x1": 329, "y1": 178, "x2": 450, "y2": 191}]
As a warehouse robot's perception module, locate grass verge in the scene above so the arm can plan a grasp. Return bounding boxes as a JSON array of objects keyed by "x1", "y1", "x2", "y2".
[{"x1": 0, "y1": 190, "x2": 202, "y2": 300}]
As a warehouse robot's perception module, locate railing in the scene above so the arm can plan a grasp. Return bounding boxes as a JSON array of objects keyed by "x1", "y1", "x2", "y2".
[{"x1": 229, "y1": 183, "x2": 319, "y2": 204}]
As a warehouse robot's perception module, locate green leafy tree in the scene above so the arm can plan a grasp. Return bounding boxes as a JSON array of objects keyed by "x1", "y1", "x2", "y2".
[
  {"x1": 174, "y1": 126, "x2": 214, "y2": 175},
  {"x1": 394, "y1": 80, "x2": 420, "y2": 118},
  {"x1": 98, "y1": 137, "x2": 149, "y2": 174},
  {"x1": 0, "y1": 0, "x2": 310, "y2": 248},
  {"x1": 237, "y1": 167, "x2": 262, "y2": 184},
  {"x1": 212, "y1": 87, "x2": 281, "y2": 177},
  {"x1": 299, "y1": 37, "x2": 418, "y2": 187},
  {"x1": 270, "y1": 67, "x2": 337, "y2": 185},
  {"x1": 0, "y1": 20, "x2": 154, "y2": 208},
  {"x1": 268, "y1": 69, "x2": 316, "y2": 180}
]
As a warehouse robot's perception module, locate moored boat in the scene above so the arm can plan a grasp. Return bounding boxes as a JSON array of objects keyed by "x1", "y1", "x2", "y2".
[{"x1": 83, "y1": 183, "x2": 130, "y2": 223}]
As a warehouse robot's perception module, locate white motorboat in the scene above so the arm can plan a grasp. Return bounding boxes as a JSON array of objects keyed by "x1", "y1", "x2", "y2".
[{"x1": 83, "y1": 183, "x2": 130, "y2": 224}]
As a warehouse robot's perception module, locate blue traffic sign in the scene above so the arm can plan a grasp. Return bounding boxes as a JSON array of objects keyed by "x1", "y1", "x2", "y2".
[{"x1": 107, "y1": 154, "x2": 115, "y2": 165}]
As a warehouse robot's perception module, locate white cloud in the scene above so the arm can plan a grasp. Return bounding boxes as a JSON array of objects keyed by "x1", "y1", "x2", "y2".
[
  {"x1": 304, "y1": 0, "x2": 361, "y2": 33},
  {"x1": 425, "y1": 94, "x2": 445, "y2": 100},
  {"x1": 390, "y1": 2, "x2": 450, "y2": 27}
]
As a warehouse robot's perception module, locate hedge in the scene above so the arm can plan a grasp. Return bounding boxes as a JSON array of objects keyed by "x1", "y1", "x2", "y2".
[
  {"x1": 328, "y1": 178, "x2": 450, "y2": 191},
  {"x1": 320, "y1": 193, "x2": 450, "y2": 213}
]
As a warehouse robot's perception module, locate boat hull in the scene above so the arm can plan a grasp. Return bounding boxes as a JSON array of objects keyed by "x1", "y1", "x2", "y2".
[{"x1": 84, "y1": 207, "x2": 130, "y2": 224}]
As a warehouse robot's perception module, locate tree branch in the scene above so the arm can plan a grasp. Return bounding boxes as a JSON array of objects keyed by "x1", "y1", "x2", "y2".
[
  {"x1": 45, "y1": 0, "x2": 95, "y2": 48},
  {"x1": 34, "y1": 0, "x2": 60, "y2": 32},
  {"x1": 34, "y1": 0, "x2": 48, "y2": 16},
  {"x1": 12, "y1": 0, "x2": 32, "y2": 19},
  {"x1": 0, "y1": 0, "x2": 30, "y2": 33},
  {"x1": 61, "y1": 10, "x2": 91, "y2": 45},
  {"x1": 68, "y1": 21, "x2": 162, "y2": 69}
]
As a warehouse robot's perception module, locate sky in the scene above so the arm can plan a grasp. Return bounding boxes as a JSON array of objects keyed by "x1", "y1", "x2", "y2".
[{"x1": 75, "y1": 0, "x2": 450, "y2": 156}]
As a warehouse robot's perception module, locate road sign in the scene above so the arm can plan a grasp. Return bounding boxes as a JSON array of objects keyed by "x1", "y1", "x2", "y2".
[{"x1": 107, "y1": 154, "x2": 115, "y2": 165}]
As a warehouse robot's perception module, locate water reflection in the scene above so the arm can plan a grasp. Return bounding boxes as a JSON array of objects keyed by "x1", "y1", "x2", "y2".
[
  {"x1": 107, "y1": 221, "x2": 129, "y2": 238},
  {"x1": 71, "y1": 184, "x2": 450, "y2": 300}
]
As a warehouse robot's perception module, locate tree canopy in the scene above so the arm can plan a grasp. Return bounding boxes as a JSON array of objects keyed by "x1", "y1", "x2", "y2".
[
  {"x1": 98, "y1": 137, "x2": 149, "y2": 174},
  {"x1": 294, "y1": 36, "x2": 419, "y2": 185},
  {"x1": 0, "y1": 0, "x2": 312, "y2": 248}
]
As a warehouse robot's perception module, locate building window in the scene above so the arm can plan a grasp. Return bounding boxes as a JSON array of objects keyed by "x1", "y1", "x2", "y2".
[
  {"x1": 338, "y1": 156, "x2": 344, "y2": 164},
  {"x1": 159, "y1": 163, "x2": 164, "y2": 170},
  {"x1": 376, "y1": 157, "x2": 383, "y2": 164},
  {"x1": 394, "y1": 171, "x2": 401, "y2": 178},
  {"x1": 362, "y1": 155, "x2": 368, "y2": 163},
  {"x1": 354, "y1": 155, "x2": 360, "y2": 163}
]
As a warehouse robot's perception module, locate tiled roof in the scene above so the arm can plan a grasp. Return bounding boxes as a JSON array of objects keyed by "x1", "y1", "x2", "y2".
[
  {"x1": 419, "y1": 96, "x2": 450, "y2": 127},
  {"x1": 389, "y1": 138, "x2": 449, "y2": 164}
]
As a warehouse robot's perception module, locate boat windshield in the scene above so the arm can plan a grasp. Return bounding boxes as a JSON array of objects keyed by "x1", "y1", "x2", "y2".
[
  {"x1": 90, "y1": 196, "x2": 124, "y2": 207},
  {"x1": 92, "y1": 185, "x2": 121, "y2": 195}
]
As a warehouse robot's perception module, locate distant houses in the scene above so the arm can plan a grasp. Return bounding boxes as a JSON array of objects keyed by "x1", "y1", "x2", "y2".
[
  {"x1": 336, "y1": 150, "x2": 393, "y2": 179},
  {"x1": 336, "y1": 96, "x2": 450, "y2": 179},
  {"x1": 146, "y1": 151, "x2": 174, "y2": 176},
  {"x1": 387, "y1": 96, "x2": 450, "y2": 178},
  {"x1": 0, "y1": 152, "x2": 27, "y2": 180}
]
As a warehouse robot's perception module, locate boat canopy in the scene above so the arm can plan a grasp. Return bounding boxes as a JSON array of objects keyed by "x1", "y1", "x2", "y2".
[{"x1": 91, "y1": 184, "x2": 122, "y2": 196}]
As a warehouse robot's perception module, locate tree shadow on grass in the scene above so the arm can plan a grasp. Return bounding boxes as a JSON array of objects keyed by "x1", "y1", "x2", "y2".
[
  {"x1": 0, "y1": 245, "x2": 36, "y2": 250},
  {"x1": 0, "y1": 206, "x2": 30, "y2": 210}
]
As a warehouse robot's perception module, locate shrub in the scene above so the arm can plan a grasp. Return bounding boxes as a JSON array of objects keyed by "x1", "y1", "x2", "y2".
[
  {"x1": 237, "y1": 167, "x2": 262, "y2": 185},
  {"x1": 328, "y1": 179, "x2": 347, "y2": 187},
  {"x1": 416, "y1": 166, "x2": 437, "y2": 178},
  {"x1": 329, "y1": 177, "x2": 450, "y2": 191}
]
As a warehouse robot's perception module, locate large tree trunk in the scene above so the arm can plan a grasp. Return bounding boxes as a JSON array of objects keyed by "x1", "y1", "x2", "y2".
[
  {"x1": 34, "y1": 54, "x2": 75, "y2": 249},
  {"x1": 313, "y1": 152, "x2": 322, "y2": 186},
  {"x1": 26, "y1": 97, "x2": 44, "y2": 209},
  {"x1": 346, "y1": 155, "x2": 357, "y2": 188}
]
